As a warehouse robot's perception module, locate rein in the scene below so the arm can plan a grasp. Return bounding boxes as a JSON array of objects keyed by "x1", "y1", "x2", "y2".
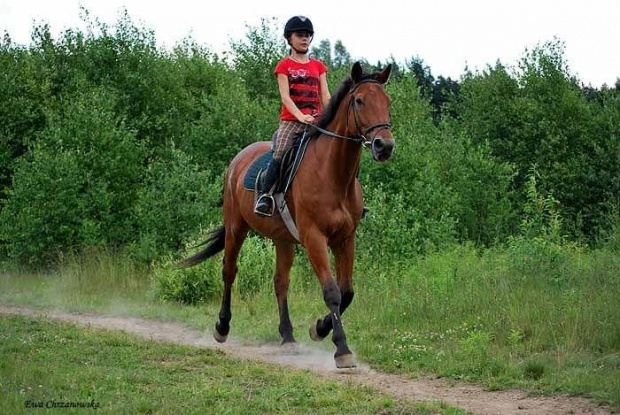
[{"x1": 306, "y1": 79, "x2": 391, "y2": 148}]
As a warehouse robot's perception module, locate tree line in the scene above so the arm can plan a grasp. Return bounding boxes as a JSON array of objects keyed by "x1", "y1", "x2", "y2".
[{"x1": 0, "y1": 13, "x2": 618, "y2": 267}]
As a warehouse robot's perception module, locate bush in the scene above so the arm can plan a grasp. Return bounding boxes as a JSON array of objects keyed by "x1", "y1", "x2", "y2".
[
  {"x1": 236, "y1": 235, "x2": 276, "y2": 298},
  {"x1": 0, "y1": 38, "x2": 47, "y2": 201},
  {"x1": 152, "y1": 255, "x2": 220, "y2": 305},
  {"x1": 0, "y1": 88, "x2": 143, "y2": 265},
  {"x1": 130, "y1": 149, "x2": 222, "y2": 263},
  {"x1": 0, "y1": 151, "x2": 85, "y2": 265},
  {"x1": 458, "y1": 330, "x2": 496, "y2": 375},
  {"x1": 1, "y1": 12, "x2": 617, "y2": 268},
  {"x1": 181, "y1": 76, "x2": 278, "y2": 173},
  {"x1": 151, "y1": 232, "x2": 277, "y2": 304},
  {"x1": 152, "y1": 232, "x2": 223, "y2": 305},
  {"x1": 229, "y1": 18, "x2": 285, "y2": 101},
  {"x1": 458, "y1": 39, "x2": 620, "y2": 240},
  {"x1": 357, "y1": 185, "x2": 456, "y2": 260},
  {"x1": 506, "y1": 169, "x2": 581, "y2": 285}
]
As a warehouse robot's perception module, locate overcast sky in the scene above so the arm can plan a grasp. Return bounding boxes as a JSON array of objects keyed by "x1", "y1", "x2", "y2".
[{"x1": 1, "y1": 0, "x2": 618, "y2": 87}]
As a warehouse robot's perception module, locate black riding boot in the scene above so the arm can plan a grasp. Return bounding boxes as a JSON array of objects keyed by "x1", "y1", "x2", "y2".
[{"x1": 254, "y1": 159, "x2": 282, "y2": 216}]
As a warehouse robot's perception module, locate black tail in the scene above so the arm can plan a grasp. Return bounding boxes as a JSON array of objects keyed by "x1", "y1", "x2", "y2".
[{"x1": 178, "y1": 226, "x2": 226, "y2": 268}]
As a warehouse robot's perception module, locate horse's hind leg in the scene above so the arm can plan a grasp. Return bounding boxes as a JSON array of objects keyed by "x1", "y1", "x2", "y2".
[
  {"x1": 214, "y1": 220, "x2": 248, "y2": 343},
  {"x1": 274, "y1": 241, "x2": 296, "y2": 345},
  {"x1": 310, "y1": 236, "x2": 355, "y2": 342}
]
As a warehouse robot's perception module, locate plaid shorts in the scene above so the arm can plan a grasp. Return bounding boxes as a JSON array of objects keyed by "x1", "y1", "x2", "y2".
[{"x1": 273, "y1": 121, "x2": 308, "y2": 160}]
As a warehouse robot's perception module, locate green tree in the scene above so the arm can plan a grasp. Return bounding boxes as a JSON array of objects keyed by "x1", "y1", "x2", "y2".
[
  {"x1": 458, "y1": 39, "x2": 619, "y2": 239},
  {"x1": 312, "y1": 39, "x2": 332, "y2": 67},
  {"x1": 230, "y1": 18, "x2": 285, "y2": 101},
  {"x1": 333, "y1": 40, "x2": 351, "y2": 70},
  {"x1": 409, "y1": 57, "x2": 434, "y2": 99},
  {"x1": 408, "y1": 57, "x2": 460, "y2": 123},
  {"x1": 0, "y1": 88, "x2": 144, "y2": 265},
  {"x1": 0, "y1": 37, "x2": 48, "y2": 203}
]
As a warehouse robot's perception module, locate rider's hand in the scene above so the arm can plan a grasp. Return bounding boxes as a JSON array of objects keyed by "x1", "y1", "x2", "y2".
[{"x1": 299, "y1": 114, "x2": 315, "y2": 124}]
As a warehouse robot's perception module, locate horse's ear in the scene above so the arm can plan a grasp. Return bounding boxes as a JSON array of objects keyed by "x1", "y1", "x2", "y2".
[
  {"x1": 377, "y1": 64, "x2": 392, "y2": 85},
  {"x1": 351, "y1": 61, "x2": 363, "y2": 83}
]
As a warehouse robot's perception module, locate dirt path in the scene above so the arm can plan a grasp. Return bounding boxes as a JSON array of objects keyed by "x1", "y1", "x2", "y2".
[{"x1": 0, "y1": 305, "x2": 613, "y2": 415}]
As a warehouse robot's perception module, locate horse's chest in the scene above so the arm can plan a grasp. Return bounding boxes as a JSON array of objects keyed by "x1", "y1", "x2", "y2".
[
  {"x1": 323, "y1": 207, "x2": 357, "y2": 237},
  {"x1": 292, "y1": 182, "x2": 360, "y2": 237}
]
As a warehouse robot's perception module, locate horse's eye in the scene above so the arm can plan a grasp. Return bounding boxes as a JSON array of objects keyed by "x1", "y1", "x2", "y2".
[{"x1": 355, "y1": 97, "x2": 363, "y2": 106}]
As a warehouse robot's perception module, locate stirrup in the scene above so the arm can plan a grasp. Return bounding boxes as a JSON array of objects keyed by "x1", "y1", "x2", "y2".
[{"x1": 254, "y1": 194, "x2": 275, "y2": 217}]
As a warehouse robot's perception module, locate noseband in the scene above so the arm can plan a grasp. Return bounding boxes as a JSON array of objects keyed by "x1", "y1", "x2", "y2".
[{"x1": 308, "y1": 79, "x2": 392, "y2": 148}]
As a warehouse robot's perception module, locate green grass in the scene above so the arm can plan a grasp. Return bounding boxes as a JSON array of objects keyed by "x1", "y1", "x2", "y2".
[
  {"x1": 1, "y1": 241, "x2": 619, "y2": 409},
  {"x1": 0, "y1": 314, "x2": 457, "y2": 414}
]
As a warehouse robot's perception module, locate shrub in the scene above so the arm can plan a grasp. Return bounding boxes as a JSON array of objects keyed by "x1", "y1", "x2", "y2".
[
  {"x1": 459, "y1": 330, "x2": 495, "y2": 375},
  {"x1": 522, "y1": 356, "x2": 552, "y2": 380},
  {"x1": 0, "y1": 151, "x2": 85, "y2": 265},
  {"x1": 152, "y1": 232, "x2": 223, "y2": 305},
  {"x1": 458, "y1": 40, "x2": 620, "y2": 240},
  {"x1": 0, "y1": 88, "x2": 144, "y2": 265},
  {"x1": 236, "y1": 235, "x2": 276, "y2": 298},
  {"x1": 130, "y1": 149, "x2": 222, "y2": 263},
  {"x1": 152, "y1": 256, "x2": 220, "y2": 305},
  {"x1": 152, "y1": 233, "x2": 279, "y2": 304}
]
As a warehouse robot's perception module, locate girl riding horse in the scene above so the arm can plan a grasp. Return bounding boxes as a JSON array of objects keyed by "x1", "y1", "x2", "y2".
[
  {"x1": 255, "y1": 16, "x2": 331, "y2": 216},
  {"x1": 183, "y1": 61, "x2": 394, "y2": 368}
]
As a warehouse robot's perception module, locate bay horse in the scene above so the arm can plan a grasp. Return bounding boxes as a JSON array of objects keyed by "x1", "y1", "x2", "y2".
[{"x1": 182, "y1": 62, "x2": 394, "y2": 368}]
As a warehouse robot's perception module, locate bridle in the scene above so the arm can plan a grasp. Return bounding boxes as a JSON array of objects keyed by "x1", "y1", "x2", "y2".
[{"x1": 306, "y1": 79, "x2": 392, "y2": 149}]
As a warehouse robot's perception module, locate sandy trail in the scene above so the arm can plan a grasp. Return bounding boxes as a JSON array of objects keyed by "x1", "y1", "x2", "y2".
[{"x1": 0, "y1": 305, "x2": 613, "y2": 415}]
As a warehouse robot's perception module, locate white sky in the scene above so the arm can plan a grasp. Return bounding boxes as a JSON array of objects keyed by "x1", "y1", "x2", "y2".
[{"x1": 1, "y1": 0, "x2": 618, "y2": 87}]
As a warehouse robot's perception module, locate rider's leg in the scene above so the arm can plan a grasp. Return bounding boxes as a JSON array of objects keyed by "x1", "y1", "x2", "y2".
[
  {"x1": 255, "y1": 121, "x2": 305, "y2": 216},
  {"x1": 272, "y1": 121, "x2": 305, "y2": 161},
  {"x1": 255, "y1": 158, "x2": 282, "y2": 216}
]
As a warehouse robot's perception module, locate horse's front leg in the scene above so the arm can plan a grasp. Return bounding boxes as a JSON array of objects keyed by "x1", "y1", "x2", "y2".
[
  {"x1": 309, "y1": 236, "x2": 355, "y2": 343},
  {"x1": 304, "y1": 231, "x2": 355, "y2": 368}
]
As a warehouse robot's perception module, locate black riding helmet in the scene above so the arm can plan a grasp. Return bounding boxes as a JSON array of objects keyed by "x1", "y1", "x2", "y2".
[{"x1": 283, "y1": 16, "x2": 314, "y2": 39}]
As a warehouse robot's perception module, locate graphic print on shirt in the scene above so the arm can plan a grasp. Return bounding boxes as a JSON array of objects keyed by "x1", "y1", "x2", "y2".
[
  {"x1": 289, "y1": 69, "x2": 309, "y2": 79},
  {"x1": 288, "y1": 67, "x2": 319, "y2": 112}
]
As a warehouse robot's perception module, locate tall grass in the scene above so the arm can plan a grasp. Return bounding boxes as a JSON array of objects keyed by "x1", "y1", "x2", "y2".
[
  {"x1": 347, "y1": 242, "x2": 619, "y2": 404},
  {"x1": 1, "y1": 242, "x2": 618, "y2": 406}
]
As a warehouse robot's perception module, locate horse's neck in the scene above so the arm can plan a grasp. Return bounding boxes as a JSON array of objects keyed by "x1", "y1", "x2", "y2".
[{"x1": 316, "y1": 115, "x2": 362, "y2": 192}]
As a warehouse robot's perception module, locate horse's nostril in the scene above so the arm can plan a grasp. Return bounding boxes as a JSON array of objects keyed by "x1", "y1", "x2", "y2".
[
  {"x1": 372, "y1": 137, "x2": 395, "y2": 162},
  {"x1": 373, "y1": 138, "x2": 385, "y2": 152}
]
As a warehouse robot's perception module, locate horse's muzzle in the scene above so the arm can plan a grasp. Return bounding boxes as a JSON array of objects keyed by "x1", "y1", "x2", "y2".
[{"x1": 371, "y1": 136, "x2": 395, "y2": 162}]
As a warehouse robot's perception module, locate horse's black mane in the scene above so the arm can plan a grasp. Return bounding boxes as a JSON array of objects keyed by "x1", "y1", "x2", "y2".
[{"x1": 308, "y1": 71, "x2": 379, "y2": 140}]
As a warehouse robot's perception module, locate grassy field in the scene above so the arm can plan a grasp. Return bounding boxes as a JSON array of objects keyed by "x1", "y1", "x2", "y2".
[
  {"x1": 0, "y1": 314, "x2": 458, "y2": 414},
  {"x1": 1, "y1": 241, "x2": 619, "y2": 409}
]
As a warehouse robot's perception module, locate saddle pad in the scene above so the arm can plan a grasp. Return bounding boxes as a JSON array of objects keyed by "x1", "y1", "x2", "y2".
[{"x1": 243, "y1": 150, "x2": 273, "y2": 191}]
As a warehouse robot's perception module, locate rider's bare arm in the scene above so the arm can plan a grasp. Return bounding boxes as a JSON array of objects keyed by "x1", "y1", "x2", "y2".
[{"x1": 319, "y1": 73, "x2": 330, "y2": 111}]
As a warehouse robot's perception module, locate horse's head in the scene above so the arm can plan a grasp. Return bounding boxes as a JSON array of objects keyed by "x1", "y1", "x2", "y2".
[{"x1": 349, "y1": 62, "x2": 394, "y2": 162}]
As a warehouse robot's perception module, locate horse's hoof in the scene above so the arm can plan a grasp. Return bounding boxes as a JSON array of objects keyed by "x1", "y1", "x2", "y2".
[
  {"x1": 213, "y1": 326, "x2": 228, "y2": 343},
  {"x1": 335, "y1": 354, "x2": 357, "y2": 369},
  {"x1": 309, "y1": 322, "x2": 326, "y2": 342}
]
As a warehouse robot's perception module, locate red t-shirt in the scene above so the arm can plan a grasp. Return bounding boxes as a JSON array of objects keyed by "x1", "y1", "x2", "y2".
[{"x1": 274, "y1": 57, "x2": 327, "y2": 121}]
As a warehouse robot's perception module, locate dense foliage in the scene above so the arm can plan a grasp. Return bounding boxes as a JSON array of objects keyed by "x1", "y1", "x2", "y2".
[{"x1": 0, "y1": 13, "x2": 618, "y2": 269}]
